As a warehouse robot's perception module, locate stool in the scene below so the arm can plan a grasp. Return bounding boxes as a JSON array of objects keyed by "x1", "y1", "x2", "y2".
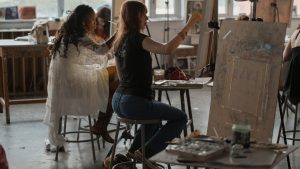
[
  {"x1": 277, "y1": 94, "x2": 300, "y2": 145},
  {"x1": 109, "y1": 116, "x2": 161, "y2": 169},
  {"x1": 55, "y1": 115, "x2": 100, "y2": 162}
]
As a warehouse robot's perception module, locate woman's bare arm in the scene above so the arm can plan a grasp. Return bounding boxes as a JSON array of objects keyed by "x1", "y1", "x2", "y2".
[
  {"x1": 142, "y1": 12, "x2": 202, "y2": 55},
  {"x1": 283, "y1": 40, "x2": 292, "y2": 62}
]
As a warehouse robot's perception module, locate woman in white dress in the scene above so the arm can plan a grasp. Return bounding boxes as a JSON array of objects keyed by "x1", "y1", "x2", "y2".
[{"x1": 44, "y1": 4, "x2": 115, "y2": 146}]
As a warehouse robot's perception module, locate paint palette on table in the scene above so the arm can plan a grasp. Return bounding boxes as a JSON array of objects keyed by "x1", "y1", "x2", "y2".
[{"x1": 166, "y1": 138, "x2": 228, "y2": 162}]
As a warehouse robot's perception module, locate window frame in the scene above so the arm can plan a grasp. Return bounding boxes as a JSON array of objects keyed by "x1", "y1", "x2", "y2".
[{"x1": 145, "y1": 0, "x2": 182, "y2": 19}]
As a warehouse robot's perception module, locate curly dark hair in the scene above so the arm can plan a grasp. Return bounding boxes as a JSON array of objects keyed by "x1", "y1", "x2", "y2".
[
  {"x1": 96, "y1": 5, "x2": 111, "y2": 39},
  {"x1": 49, "y1": 4, "x2": 95, "y2": 58}
]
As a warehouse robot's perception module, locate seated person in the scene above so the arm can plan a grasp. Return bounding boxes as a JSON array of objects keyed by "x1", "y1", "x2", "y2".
[
  {"x1": 282, "y1": 23, "x2": 300, "y2": 105},
  {"x1": 91, "y1": 4, "x2": 119, "y2": 143},
  {"x1": 43, "y1": 4, "x2": 115, "y2": 146},
  {"x1": 109, "y1": 1, "x2": 202, "y2": 169}
]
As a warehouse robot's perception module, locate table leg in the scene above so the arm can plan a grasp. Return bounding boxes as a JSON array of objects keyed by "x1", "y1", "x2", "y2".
[
  {"x1": 185, "y1": 90, "x2": 194, "y2": 132},
  {"x1": 158, "y1": 90, "x2": 162, "y2": 102},
  {"x1": 0, "y1": 58, "x2": 3, "y2": 113},
  {"x1": 180, "y1": 90, "x2": 187, "y2": 136},
  {"x1": 2, "y1": 57, "x2": 10, "y2": 124}
]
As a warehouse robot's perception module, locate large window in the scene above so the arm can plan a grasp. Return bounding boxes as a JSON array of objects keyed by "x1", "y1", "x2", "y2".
[
  {"x1": 64, "y1": 0, "x2": 111, "y2": 15},
  {"x1": 293, "y1": 0, "x2": 300, "y2": 17},
  {"x1": 0, "y1": 0, "x2": 111, "y2": 18},
  {"x1": 218, "y1": 0, "x2": 251, "y2": 18},
  {"x1": 145, "y1": 0, "x2": 181, "y2": 19},
  {"x1": 220, "y1": 0, "x2": 300, "y2": 19}
]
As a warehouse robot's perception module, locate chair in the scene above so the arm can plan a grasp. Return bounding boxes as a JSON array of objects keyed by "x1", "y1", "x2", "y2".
[
  {"x1": 109, "y1": 116, "x2": 161, "y2": 169},
  {"x1": 54, "y1": 115, "x2": 101, "y2": 162}
]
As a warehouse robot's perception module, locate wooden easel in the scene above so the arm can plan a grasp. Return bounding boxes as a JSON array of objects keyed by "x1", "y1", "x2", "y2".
[{"x1": 195, "y1": 0, "x2": 218, "y2": 77}]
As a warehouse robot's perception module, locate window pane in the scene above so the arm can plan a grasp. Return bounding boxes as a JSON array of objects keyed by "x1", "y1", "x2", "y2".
[
  {"x1": 233, "y1": 1, "x2": 251, "y2": 16},
  {"x1": 0, "y1": 0, "x2": 58, "y2": 18},
  {"x1": 293, "y1": 0, "x2": 300, "y2": 16},
  {"x1": 64, "y1": 0, "x2": 111, "y2": 12},
  {"x1": 155, "y1": 0, "x2": 174, "y2": 15},
  {"x1": 218, "y1": 0, "x2": 227, "y2": 15}
]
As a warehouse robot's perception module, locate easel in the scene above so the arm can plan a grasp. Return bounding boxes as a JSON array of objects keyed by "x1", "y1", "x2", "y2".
[{"x1": 195, "y1": 0, "x2": 218, "y2": 78}]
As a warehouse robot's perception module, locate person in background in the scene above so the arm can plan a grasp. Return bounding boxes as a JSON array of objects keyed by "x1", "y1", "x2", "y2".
[
  {"x1": 282, "y1": 23, "x2": 300, "y2": 105},
  {"x1": 110, "y1": 1, "x2": 202, "y2": 168},
  {"x1": 95, "y1": 5, "x2": 111, "y2": 41},
  {"x1": 91, "y1": 4, "x2": 118, "y2": 143},
  {"x1": 44, "y1": 4, "x2": 114, "y2": 147}
]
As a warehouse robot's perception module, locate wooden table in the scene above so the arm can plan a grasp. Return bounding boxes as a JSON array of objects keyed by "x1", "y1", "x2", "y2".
[
  {"x1": 152, "y1": 80, "x2": 203, "y2": 136},
  {"x1": 0, "y1": 39, "x2": 50, "y2": 124},
  {"x1": 150, "y1": 145, "x2": 298, "y2": 169}
]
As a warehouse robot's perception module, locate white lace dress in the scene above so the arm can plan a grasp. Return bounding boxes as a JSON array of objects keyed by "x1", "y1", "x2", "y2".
[{"x1": 44, "y1": 37, "x2": 110, "y2": 146}]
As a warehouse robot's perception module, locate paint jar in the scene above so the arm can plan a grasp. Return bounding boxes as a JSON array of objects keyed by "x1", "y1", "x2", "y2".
[
  {"x1": 153, "y1": 69, "x2": 165, "y2": 81},
  {"x1": 231, "y1": 124, "x2": 251, "y2": 148}
]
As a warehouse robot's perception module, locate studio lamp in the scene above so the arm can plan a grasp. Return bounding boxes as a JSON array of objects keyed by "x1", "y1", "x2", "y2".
[{"x1": 235, "y1": 0, "x2": 258, "y2": 21}]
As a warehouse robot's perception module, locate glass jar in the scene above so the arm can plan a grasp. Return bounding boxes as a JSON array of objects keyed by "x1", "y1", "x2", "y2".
[{"x1": 231, "y1": 124, "x2": 251, "y2": 148}]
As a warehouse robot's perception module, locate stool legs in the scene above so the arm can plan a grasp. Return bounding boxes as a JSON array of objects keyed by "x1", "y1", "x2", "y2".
[
  {"x1": 109, "y1": 121, "x2": 121, "y2": 169},
  {"x1": 141, "y1": 124, "x2": 146, "y2": 169},
  {"x1": 292, "y1": 105, "x2": 298, "y2": 145},
  {"x1": 88, "y1": 115, "x2": 96, "y2": 162},
  {"x1": 277, "y1": 93, "x2": 291, "y2": 169},
  {"x1": 55, "y1": 117, "x2": 63, "y2": 161},
  {"x1": 55, "y1": 115, "x2": 97, "y2": 162}
]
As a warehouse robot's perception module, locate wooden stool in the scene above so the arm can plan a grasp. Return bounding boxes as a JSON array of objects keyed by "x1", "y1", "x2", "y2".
[
  {"x1": 109, "y1": 116, "x2": 161, "y2": 169},
  {"x1": 55, "y1": 115, "x2": 100, "y2": 162}
]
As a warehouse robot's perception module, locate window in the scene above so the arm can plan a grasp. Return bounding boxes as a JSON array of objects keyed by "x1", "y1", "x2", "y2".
[
  {"x1": 218, "y1": 0, "x2": 251, "y2": 18},
  {"x1": 145, "y1": 0, "x2": 181, "y2": 19},
  {"x1": 293, "y1": 0, "x2": 300, "y2": 17},
  {"x1": 0, "y1": 0, "x2": 111, "y2": 18},
  {"x1": 64, "y1": 0, "x2": 111, "y2": 15},
  {"x1": 0, "y1": 0, "x2": 58, "y2": 18}
]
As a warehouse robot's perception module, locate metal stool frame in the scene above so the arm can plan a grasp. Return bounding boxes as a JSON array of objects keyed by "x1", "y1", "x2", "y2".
[{"x1": 109, "y1": 116, "x2": 161, "y2": 169}]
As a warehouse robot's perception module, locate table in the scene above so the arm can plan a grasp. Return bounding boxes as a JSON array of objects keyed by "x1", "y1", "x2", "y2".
[
  {"x1": 152, "y1": 80, "x2": 203, "y2": 136},
  {"x1": 174, "y1": 44, "x2": 196, "y2": 56},
  {"x1": 0, "y1": 39, "x2": 50, "y2": 124},
  {"x1": 150, "y1": 145, "x2": 298, "y2": 169}
]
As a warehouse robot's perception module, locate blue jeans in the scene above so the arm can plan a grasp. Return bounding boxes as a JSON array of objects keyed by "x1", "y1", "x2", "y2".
[{"x1": 112, "y1": 92, "x2": 187, "y2": 158}]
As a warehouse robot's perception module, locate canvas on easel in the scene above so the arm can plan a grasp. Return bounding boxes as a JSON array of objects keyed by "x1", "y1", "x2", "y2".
[
  {"x1": 194, "y1": 0, "x2": 216, "y2": 77},
  {"x1": 186, "y1": 0, "x2": 205, "y2": 35},
  {"x1": 207, "y1": 21, "x2": 286, "y2": 143}
]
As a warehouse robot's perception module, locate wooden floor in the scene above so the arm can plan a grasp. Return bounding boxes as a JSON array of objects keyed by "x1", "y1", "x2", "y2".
[{"x1": 0, "y1": 87, "x2": 299, "y2": 169}]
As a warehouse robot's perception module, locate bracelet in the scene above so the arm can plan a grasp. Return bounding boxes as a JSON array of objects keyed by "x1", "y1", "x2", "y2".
[{"x1": 178, "y1": 31, "x2": 187, "y2": 40}]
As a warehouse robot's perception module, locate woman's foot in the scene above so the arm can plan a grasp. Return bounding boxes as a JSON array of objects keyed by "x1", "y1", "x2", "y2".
[
  {"x1": 91, "y1": 124, "x2": 114, "y2": 143},
  {"x1": 91, "y1": 111, "x2": 114, "y2": 143}
]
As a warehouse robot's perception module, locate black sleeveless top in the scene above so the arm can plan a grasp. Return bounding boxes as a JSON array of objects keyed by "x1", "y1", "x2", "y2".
[
  {"x1": 283, "y1": 46, "x2": 300, "y2": 104},
  {"x1": 115, "y1": 31, "x2": 153, "y2": 99}
]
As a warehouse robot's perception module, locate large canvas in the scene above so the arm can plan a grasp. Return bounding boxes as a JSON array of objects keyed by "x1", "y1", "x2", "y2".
[{"x1": 207, "y1": 21, "x2": 286, "y2": 142}]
